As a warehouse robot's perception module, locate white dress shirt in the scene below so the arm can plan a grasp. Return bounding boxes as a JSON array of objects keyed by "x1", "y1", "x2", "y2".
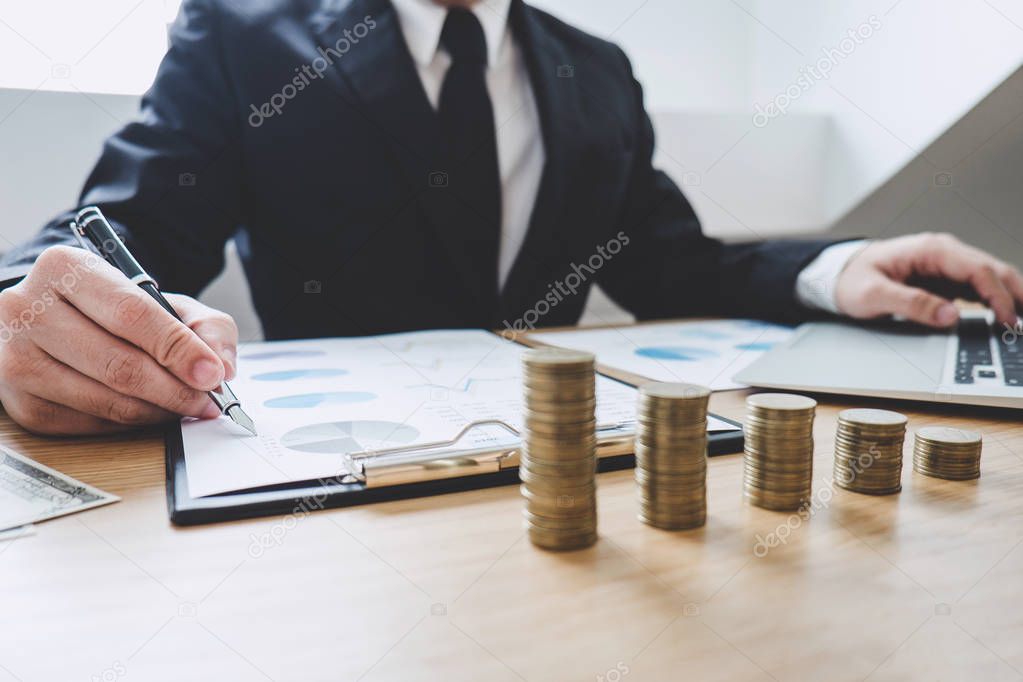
[
  {"x1": 390, "y1": 0, "x2": 861, "y2": 312},
  {"x1": 391, "y1": 0, "x2": 543, "y2": 289}
]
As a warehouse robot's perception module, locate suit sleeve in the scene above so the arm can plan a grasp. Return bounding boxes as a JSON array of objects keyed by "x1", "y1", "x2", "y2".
[
  {"x1": 596, "y1": 49, "x2": 839, "y2": 324},
  {"x1": 0, "y1": 0, "x2": 242, "y2": 295}
]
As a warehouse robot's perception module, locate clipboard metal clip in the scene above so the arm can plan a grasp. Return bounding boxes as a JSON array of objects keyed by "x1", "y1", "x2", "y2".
[
  {"x1": 341, "y1": 418, "x2": 636, "y2": 485},
  {"x1": 342, "y1": 419, "x2": 521, "y2": 483}
]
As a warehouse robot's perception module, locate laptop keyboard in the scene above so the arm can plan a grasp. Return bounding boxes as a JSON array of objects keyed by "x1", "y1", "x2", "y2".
[
  {"x1": 998, "y1": 326, "x2": 1023, "y2": 386},
  {"x1": 954, "y1": 318, "x2": 1022, "y2": 386}
]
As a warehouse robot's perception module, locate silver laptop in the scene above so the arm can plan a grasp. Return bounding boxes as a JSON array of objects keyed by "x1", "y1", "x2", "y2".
[{"x1": 734, "y1": 312, "x2": 1022, "y2": 409}]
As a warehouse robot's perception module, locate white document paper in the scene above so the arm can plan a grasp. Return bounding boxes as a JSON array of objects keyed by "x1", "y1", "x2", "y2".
[
  {"x1": 530, "y1": 319, "x2": 794, "y2": 391},
  {"x1": 0, "y1": 445, "x2": 119, "y2": 532},
  {"x1": 182, "y1": 329, "x2": 738, "y2": 498},
  {"x1": 0, "y1": 525, "x2": 35, "y2": 542}
]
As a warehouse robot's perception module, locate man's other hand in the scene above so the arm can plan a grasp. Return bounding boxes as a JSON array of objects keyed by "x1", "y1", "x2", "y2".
[
  {"x1": 836, "y1": 233, "x2": 1023, "y2": 328},
  {"x1": 0, "y1": 246, "x2": 238, "y2": 435}
]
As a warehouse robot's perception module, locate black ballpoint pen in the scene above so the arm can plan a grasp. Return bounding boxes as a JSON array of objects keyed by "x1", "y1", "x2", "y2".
[{"x1": 69, "y1": 206, "x2": 257, "y2": 435}]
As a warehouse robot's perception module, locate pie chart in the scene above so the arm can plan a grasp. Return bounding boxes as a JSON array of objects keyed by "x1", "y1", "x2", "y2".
[
  {"x1": 280, "y1": 420, "x2": 421, "y2": 454},
  {"x1": 252, "y1": 368, "x2": 348, "y2": 381},
  {"x1": 241, "y1": 349, "x2": 326, "y2": 361},
  {"x1": 264, "y1": 391, "x2": 376, "y2": 408},
  {"x1": 635, "y1": 346, "x2": 718, "y2": 361},
  {"x1": 734, "y1": 341, "x2": 776, "y2": 352}
]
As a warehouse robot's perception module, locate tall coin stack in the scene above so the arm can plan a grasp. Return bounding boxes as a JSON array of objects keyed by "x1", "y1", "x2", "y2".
[
  {"x1": 634, "y1": 382, "x2": 711, "y2": 530},
  {"x1": 833, "y1": 408, "x2": 907, "y2": 495},
  {"x1": 520, "y1": 348, "x2": 598, "y2": 551},
  {"x1": 913, "y1": 426, "x2": 983, "y2": 480},
  {"x1": 743, "y1": 393, "x2": 817, "y2": 511}
]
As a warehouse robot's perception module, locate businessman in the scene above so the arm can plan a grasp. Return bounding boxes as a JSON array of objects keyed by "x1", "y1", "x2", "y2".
[{"x1": 0, "y1": 0, "x2": 1020, "y2": 435}]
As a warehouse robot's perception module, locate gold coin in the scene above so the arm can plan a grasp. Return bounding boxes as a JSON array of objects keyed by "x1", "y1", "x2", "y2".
[
  {"x1": 523, "y1": 509, "x2": 597, "y2": 530},
  {"x1": 525, "y1": 526, "x2": 598, "y2": 551},
  {"x1": 639, "y1": 381, "x2": 711, "y2": 401},
  {"x1": 914, "y1": 426, "x2": 983, "y2": 446},
  {"x1": 747, "y1": 392, "x2": 818, "y2": 411},
  {"x1": 519, "y1": 466, "x2": 595, "y2": 491}
]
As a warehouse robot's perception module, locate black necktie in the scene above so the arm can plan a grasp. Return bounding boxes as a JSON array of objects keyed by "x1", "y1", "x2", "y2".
[{"x1": 438, "y1": 9, "x2": 502, "y2": 308}]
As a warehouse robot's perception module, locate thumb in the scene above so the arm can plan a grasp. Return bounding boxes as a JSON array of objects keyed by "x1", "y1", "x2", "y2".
[
  {"x1": 166, "y1": 295, "x2": 238, "y2": 380},
  {"x1": 876, "y1": 279, "x2": 959, "y2": 328}
]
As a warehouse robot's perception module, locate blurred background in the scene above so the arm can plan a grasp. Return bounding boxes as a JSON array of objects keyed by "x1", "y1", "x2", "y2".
[{"x1": 1, "y1": 0, "x2": 1022, "y2": 339}]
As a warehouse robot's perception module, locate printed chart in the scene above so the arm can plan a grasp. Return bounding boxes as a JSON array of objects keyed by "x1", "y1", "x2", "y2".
[
  {"x1": 181, "y1": 330, "x2": 694, "y2": 498},
  {"x1": 280, "y1": 420, "x2": 421, "y2": 454},
  {"x1": 530, "y1": 319, "x2": 794, "y2": 391}
]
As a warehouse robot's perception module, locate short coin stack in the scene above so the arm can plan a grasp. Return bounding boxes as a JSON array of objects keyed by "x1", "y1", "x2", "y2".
[
  {"x1": 833, "y1": 408, "x2": 907, "y2": 495},
  {"x1": 913, "y1": 426, "x2": 983, "y2": 480},
  {"x1": 519, "y1": 348, "x2": 598, "y2": 551},
  {"x1": 743, "y1": 393, "x2": 817, "y2": 511},
  {"x1": 634, "y1": 382, "x2": 711, "y2": 530}
]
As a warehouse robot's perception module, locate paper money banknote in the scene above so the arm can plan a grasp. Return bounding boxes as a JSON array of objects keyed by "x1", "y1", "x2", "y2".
[{"x1": 0, "y1": 445, "x2": 118, "y2": 532}]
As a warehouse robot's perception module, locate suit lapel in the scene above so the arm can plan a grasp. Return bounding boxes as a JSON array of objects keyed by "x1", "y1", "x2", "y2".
[
  {"x1": 308, "y1": 0, "x2": 491, "y2": 307},
  {"x1": 499, "y1": 0, "x2": 581, "y2": 320},
  {"x1": 309, "y1": 0, "x2": 441, "y2": 182}
]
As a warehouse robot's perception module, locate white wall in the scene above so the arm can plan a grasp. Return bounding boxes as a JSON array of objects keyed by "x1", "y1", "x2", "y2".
[
  {"x1": 0, "y1": 0, "x2": 175, "y2": 96},
  {"x1": 830, "y1": 66, "x2": 1023, "y2": 269},
  {"x1": 747, "y1": 0, "x2": 1023, "y2": 223},
  {"x1": 528, "y1": 0, "x2": 752, "y2": 111}
]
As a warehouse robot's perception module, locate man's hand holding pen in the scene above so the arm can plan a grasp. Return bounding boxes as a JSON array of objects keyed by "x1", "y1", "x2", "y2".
[{"x1": 0, "y1": 245, "x2": 237, "y2": 435}]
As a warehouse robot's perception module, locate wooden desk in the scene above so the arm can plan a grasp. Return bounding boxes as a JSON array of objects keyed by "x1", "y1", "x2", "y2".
[{"x1": 1, "y1": 390, "x2": 1021, "y2": 682}]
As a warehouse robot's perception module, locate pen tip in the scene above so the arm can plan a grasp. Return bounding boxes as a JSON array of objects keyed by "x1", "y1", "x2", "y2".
[{"x1": 226, "y1": 405, "x2": 257, "y2": 436}]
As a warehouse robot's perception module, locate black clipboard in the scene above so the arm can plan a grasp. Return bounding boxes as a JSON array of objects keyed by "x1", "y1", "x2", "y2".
[{"x1": 165, "y1": 408, "x2": 744, "y2": 526}]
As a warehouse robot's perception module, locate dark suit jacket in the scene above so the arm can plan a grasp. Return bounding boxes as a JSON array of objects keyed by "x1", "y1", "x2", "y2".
[{"x1": 0, "y1": 0, "x2": 836, "y2": 340}]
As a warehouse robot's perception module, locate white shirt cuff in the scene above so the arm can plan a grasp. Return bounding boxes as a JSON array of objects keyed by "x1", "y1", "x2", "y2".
[{"x1": 795, "y1": 240, "x2": 870, "y2": 314}]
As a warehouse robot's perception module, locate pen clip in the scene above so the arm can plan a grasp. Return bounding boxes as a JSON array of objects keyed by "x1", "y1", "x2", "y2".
[
  {"x1": 68, "y1": 216, "x2": 96, "y2": 254},
  {"x1": 69, "y1": 206, "x2": 112, "y2": 257},
  {"x1": 67, "y1": 206, "x2": 161, "y2": 290}
]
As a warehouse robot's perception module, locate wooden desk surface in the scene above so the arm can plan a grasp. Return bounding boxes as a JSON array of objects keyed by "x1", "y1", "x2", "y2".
[{"x1": 1, "y1": 390, "x2": 1021, "y2": 682}]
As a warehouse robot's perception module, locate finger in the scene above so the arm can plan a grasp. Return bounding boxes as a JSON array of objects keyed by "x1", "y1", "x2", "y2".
[
  {"x1": 997, "y1": 265, "x2": 1023, "y2": 317},
  {"x1": 166, "y1": 294, "x2": 238, "y2": 380},
  {"x1": 874, "y1": 278, "x2": 959, "y2": 327},
  {"x1": 28, "y1": 300, "x2": 219, "y2": 418},
  {"x1": 969, "y1": 265, "x2": 1017, "y2": 325},
  {"x1": 0, "y1": 388, "x2": 129, "y2": 436},
  {"x1": 57, "y1": 259, "x2": 225, "y2": 390},
  {"x1": 5, "y1": 346, "x2": 177, "y2": 425},
  {"x1": 920, "y1": 241, "x2": 1017, "y2": 324}
]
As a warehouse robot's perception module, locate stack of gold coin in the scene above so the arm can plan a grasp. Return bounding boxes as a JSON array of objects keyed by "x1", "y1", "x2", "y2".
[
  {"x1": 634, "y1": 382, "x2": 711, "y2": 530},
  {"x1": 520, "y1": 348, "x2": 598, "y2": 551},
  {"x1": 913, "y1": 426, "x2": 983, "y2": 480},
  {"x1": 833, "y1": 408, "x2": 907, "y2": 495},
  {"x1": 743, "y1": 393, "x2": 816, "y2": 511}
]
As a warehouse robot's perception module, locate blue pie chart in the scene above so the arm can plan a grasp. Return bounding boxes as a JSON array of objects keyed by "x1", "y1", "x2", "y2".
[
  {"x1": 264, "y1": 391, "x2": 376, "y2": 408},
  {"x1": 635, "y1": 346, "x2": 718, "y2": 362},
  {"x1": 734, "y1": 341, "x2": 776, "y2": 352},
  {"x1": 241, "y1": 349, "x2": 326, "y2": 361},
  {"x1": 252, "y1": 368, "x2": 348, "y2": 381}
]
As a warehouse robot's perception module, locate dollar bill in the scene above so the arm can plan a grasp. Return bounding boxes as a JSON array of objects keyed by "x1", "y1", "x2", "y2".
[{"x1": 0, "y1": 445, "x2": 119, "y2": 532}]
